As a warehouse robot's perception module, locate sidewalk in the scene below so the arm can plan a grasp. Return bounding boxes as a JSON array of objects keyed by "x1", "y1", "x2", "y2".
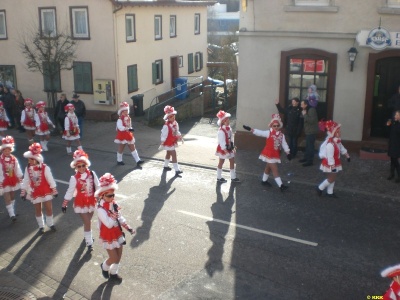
[{"x1": 0, "y1": 115, "x2": 397, "y2": 299}]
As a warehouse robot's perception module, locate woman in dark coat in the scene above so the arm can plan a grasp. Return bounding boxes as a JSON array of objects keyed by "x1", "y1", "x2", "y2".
[{"x1": 387, "y1": 110, "x2": 400, "y2": 182}]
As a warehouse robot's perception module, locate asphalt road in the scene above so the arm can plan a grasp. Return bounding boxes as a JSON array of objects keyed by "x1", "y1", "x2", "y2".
[{"x1": 0, "y1": 132, "x2": 397, "y2": 299}]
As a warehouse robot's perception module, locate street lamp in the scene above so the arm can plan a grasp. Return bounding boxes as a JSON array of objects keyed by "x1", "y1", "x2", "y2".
[{"x1": 347, "y1": 47, "x2": 358, "y2": 72}]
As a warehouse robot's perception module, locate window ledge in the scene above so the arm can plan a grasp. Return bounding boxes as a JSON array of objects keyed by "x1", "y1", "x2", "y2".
[
  {"x1": 284, "y1": 5, "x2": 338, "y2": 12},
  {"x1": 378, "y1": 7, "x2": 400, "y2": 14}
]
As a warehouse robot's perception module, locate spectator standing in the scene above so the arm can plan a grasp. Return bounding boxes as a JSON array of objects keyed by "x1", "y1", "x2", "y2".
[
  {"x1": 12, "y1": 89, "x2": 25, "y2": 132},
  {"x1": 299, "y1": 100, "x2": 319, "y2": 167},
  {"x1": 275, "y1": 97, "x2": 302, "y2": 158},
  {"x1": 388, "y1": 85, "x2": 400, "y2": 119},
  {"x1": 386, "y1": 110, "x2": 400, "y2": 182},
  {"x1": 71, "y1": 94, "x2": 86, "y2": 138},
  {"x1": 0, "y1": 136, "x2": 23, "y2": 222},
  {"x1": 2, "y1": 86, "x2": 16, "y2": 128},
  {"x1": 34, "y1": 101, "x2": 55, "y2": 151},
  {"x1": 21, "y1": 143, "x2": 58, "y2": 234},
  {"x1": 54, "y1": 93, "x2": 69, "y2": 134}
]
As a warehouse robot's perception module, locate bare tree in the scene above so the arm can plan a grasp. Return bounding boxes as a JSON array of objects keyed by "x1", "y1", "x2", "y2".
[{"x1": 20, "y1": 31, "x2": 77, "y2": 110}]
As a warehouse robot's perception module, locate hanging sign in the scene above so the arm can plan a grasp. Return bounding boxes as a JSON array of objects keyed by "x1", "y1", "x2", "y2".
[{"x1": 356, "y1": 28, "x2": 399, "y2": 50}]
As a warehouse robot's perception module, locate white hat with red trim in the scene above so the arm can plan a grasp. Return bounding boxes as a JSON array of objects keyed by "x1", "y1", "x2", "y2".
[
  {"x1": 24, "y1": 98, "x2": 33, "y2": 106},
  {"x1": 95, "y1": 173, "x2": 119, "y2": 197},
  {"x1": 70, "y1": 149, "x2": 91, "y2": 169},
  {"x1": 36, "y1": 101, "x2": 46, "y2": 109},
  {"x1": 325, "y1": 120, "x2": 341, "y2": 137},
  {"x1": 118, "y1": 102, "x2": 130, "y2": 116},
  {"x1": 163, "y1": 105, "x2": 177, "y2": 120},
  {"x1": 1, "y1": 136, "x2": 15, "y2": 151},
  {"x1": 23, "y1": 143, "x2": 43, "y2": 164},
  {"x1": 216, "y1": 110, "x2": 231, "y2": 126},
  {"x1": 268, "y1": 113, "x2": 283, "y2": 129},
  {"x1": 381, "y1": 264, "x2": 400, "y2": 278},
  {"x1": 64, "y1": 103, "x2": 75, "y2": 112}
]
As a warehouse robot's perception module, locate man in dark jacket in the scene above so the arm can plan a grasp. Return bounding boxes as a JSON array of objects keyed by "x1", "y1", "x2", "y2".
[
  {"x1": 2, "y1": 86, "x2": 17, "y2": 128},
  {"x1": 275, "y1": 97, "x2": 302, "y2": 158},
  {"x1": 54, "y1": 93, "x2": 69, "y2": 133},
  {"x1": 299, "y1": 100, "x2": 319, "y2": 167},
  {"x1": 71, "y1": 93, "x2": 86, "y2": 138}
]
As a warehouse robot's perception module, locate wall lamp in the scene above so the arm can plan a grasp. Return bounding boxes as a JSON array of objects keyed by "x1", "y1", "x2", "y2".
[{"x1": 347, "y1": 47, "x2": 358, "y2": 72}]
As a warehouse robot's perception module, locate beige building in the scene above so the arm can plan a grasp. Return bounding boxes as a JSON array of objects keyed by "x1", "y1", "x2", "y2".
[
  {"x1": 235, "y1": 0, "x2": 400, "y2": 149},
  {"x1": 0, "y1": 0, "x2": 214, "y2": 119}
]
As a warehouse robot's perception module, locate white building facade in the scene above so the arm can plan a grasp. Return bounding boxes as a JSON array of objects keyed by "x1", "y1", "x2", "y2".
[{"x1": 235, "y1": 0, "x2": 400, "y2": 148}]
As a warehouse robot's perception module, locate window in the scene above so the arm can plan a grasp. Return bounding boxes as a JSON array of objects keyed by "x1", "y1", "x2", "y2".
[
  {"x1": 195, "y1": 52, "x2": 203, "y2": 71},
  {"x1": 127, "y1": 64, "x2": 138, "y2": 92},
  {"x1": 295, "y1": 0, "x2": 329, "y2": 5},
  {"x1": 126, "y1": 14, "x2": 136, "y2": 42},
  {"x1": 388, "y1": 0, "x2": 400, "y2": 7},
  {"x1": 43, "y1": 62, "x2": 61, "y2": 92},
  {"x1": 152, "y1": 60, "x2": 163, "y2": 85},
  {"x1": 70, "y1": 7, "x2": 90, "y2": 39},
  {"x1": 194, "y1": 14, "x2": 200, "y2": 35},
  {"x1": 0, "y1": 65, "x2": 16, "y2": 87},
  {"x1": 39, "y1": 7, "x2": 57, "y2": 37},
  {"x1": 170, "y1": 15, "x2": 176, "y2": 38},
  {"x1": 155, "y1": 15, "x2": 162, "y2": 40},
  {"x1": 179, "y1": 56, "x2": 183, "y2": 68},
  {"x1": 0, "y1": 10, "x2": 7, "y2": 40},
  {"x1": 73, "y1": 62, "x2": 92, "y2": 93},
  {"x1": 188, "y1": 53, "x2": 194, "y2": 74}
]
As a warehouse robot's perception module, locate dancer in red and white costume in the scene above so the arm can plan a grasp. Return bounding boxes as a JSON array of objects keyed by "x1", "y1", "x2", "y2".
[
  {"x1": 21, "y1": 98, "x2": 36, "y2": 144},
  {"x1": 316, "y1": 120, "x2": 350, "y2": 198},
  {"x1": 96, "y1": 173, "x2": 135, "y2": 283},
  {"x1": 63, "y1": 103, "x2": 82, "y2": 155},
  {"x1": 62, "y1": 150, "x2": 99, "y2": 251},
  {"x1": 21, "y1": 143, "x2": 58, "y2": 234},
  {"x1": 0, "y1": 101, "x2": 11, "y2": 139},
  {"x1": 159, "y1": 106, "x2": 183, "y2": 176},
  {"x1": 0, "y1": 136, "x2": 23, "y2": 222},
  {"x1": 243, "y1": 114, "x2": 291, "y2": 191},
  {"x1": 114, "y1": 102, "x2": 144, "y2": 167},
  {"x1": 215, "y1": 110, "x2": 239, "y2": 183},
  {"x1": 381, "y1": 264, "x2": 400, "y2": 300},
  {"x1": 34, "y1": 101, "x2": 54, "y2": 152}
]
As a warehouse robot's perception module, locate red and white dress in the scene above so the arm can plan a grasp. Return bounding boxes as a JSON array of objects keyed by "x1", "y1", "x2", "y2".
[
  {"x1": 63, "y1": 112, "x2": 80, "y2": 140},
  {"x1": 97, "y1": 199, "x2": 126, "y2": 249},
  {"x1": 35, "y1": 111, "x2": 54, "y2": 135},
  {"x1": 320, "y1": 137, "x2": 348, "y2": 173},
  {"x1": 0, "y1": 154, "x2": 23, "y2": 193},
  {"x1": 114, "y1": 115, "x2": 135, "y2": 144},
  {"x1": 0, "y1": 109, "x2": 10, "y2": 132},
  {"x1": 253, "y1": 128, "x2": 289, "y2": 163},
  {"x1": 21, "y1": 108, "x2": 36, "y2": 130},
  {"x1": 383, "y1": 280, "x2": 400, "y2": 300},
  {"x1": 215, "y1": 125, "x2": 235, "y2": 159},
  {"x1": 64, "y1": 170, "x2": 99, "y2": 213},
  {"x1": 21, "y1": 164, "x2": 56, "y2": 204},
  {"x1": 160, "y1": 120, "x2": 181, "y2": 150}
]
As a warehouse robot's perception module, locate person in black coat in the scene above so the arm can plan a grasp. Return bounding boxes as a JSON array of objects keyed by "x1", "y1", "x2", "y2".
[
  {"x1": 54, "y1": 93, "x2": 69, "y2": 133},
  {"x1": 2, "y1": 86, "x2": 17, "y2": 128},
  {"x1": 387, "y1": 110, "x2": 400, "y2": 182},
  {"x1": 275, "y1": 97, "x2": 302, "y2": 158}
]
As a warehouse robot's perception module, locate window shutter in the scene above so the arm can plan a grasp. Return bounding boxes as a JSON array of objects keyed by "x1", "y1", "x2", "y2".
[
  {"x1": 188, "y1": 53, "x2": 194, "y2": 74},
  {"x1": 152, "y1": 63, "x2": 157, "y2": 84},
  {"x1": 200, "y1": 52, "x2": 203, "y2": 70}
]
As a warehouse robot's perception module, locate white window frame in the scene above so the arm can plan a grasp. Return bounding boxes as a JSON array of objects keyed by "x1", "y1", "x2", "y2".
[
  {"x1": 195, "y1": 52, "x2": 202, "y2": 71},
  {"x1": 155, "y1": 15, "x2": 162, "y2": 40},
  {"x1": 71, "y1": 7, "x2": 89, "y2": 39},
  {"x1": 194, "y1": 13, "x2": 200, "y2": 35},
  {"x1": 126, "y1": 14, "x2": 136, "y2": 42},
  {"x1": 0, "y1": 10, "x2": 7, "y2": 40},
  {"x1": 40, "y1": 8, "x2": 57, "y2": 37},
  {"x1": 388, "y1": 0, "x2": 400, "y2": 7},
  {"x1": 170, "y1": 15, "x2": 176, "y2": 38},
  {"x1": 178, "y1": 56, "x2": 183, "y2": 68},
  {"x1": 295, "y1": 0, "x2": 329, "y2": 6}
]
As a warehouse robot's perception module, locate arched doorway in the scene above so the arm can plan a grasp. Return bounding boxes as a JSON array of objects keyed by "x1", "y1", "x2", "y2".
[{"x1": 363, "y1": 50, "x2": 400, "y2": 139}]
